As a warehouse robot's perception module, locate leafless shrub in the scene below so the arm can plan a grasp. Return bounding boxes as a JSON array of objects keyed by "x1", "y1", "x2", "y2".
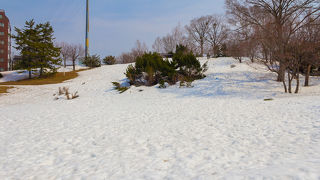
[
  {"x1": 58, "y1": 87, "x2": 64, "y2": 95},
  {"x1": 55, "y1": 87, "x2": 79, "y2": 100},
  {"x1": 64, "y1": 87, "x2": 70, "y2": 97},
  {"x1": 67, "y1": 91, "x2": 79, "y2": 100},
  {"x1": 117, "y1": 40, "x2": 148, "y2": 64}
]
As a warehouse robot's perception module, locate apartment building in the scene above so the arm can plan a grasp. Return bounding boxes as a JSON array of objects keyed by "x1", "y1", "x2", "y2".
[{"x1": 0, "y1": 10, "x2": 11, "y2": 72}]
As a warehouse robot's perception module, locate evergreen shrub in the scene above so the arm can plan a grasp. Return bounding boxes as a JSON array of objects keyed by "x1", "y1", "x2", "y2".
[
  {"x1": 125, "y1": 52, "x2": 177, "y2": 86},
  {"x1": 81, "y1": 55, "x2": 101, "y2": 67},
  {"x1": 122, "y1": 45, "x2": 208, "y2": 88},
  {"x1": 103, "y1": 56, "x2": 116, "y2": 65}
]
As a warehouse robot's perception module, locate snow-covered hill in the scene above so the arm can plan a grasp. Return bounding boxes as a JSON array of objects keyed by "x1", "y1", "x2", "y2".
[{"x1": 0, "y1": 58, "x2": 320, "y2": 179}]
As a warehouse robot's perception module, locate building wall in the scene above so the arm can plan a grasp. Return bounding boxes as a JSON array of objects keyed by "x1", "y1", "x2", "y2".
[{"x1": 0, "y1": 10, "x2": 10, "y2": 72}]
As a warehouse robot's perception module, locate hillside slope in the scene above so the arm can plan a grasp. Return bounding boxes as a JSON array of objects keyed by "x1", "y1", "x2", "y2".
[{"x1": 0, "y1": 58, "x2": 319, "y2": 179}]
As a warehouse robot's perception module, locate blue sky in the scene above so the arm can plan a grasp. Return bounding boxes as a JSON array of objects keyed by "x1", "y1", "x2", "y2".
[{"x1": 2, "y1": 0, "x2": 225, "y2": 56}]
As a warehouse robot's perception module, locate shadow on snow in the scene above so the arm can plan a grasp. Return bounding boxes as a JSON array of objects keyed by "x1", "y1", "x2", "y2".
[{"x1": 159, "y1": 71, "x2": 282, "y2": 100}]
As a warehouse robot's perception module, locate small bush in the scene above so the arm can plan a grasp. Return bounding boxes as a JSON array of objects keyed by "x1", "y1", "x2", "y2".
[
  {"x1": 103, "y1": 56, "x2": 116, "y2": 65},
  {"x1": 230, "y1": 64, "x2": 236, "y2": 68},
  {"x1": 81, "y1": 55, "x2": 101, "y2": 67},
  {"x1": 0, "y1": 73, "x2": 3, "y2": 78},
  {"x1": 112, "y1": 82, "x2": 129, "y2": 93}
]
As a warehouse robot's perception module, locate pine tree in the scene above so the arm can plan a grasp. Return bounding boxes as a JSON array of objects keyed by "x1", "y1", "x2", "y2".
[
  {"x1": 12, "y1": 20, "x2": 39, "y2": 79},
  {"x1": 12, "y1": 20, "x2": 61, "y2": 78},
  {"x1": 36, "y1": 22, "x2": 61, "y2": 76}
]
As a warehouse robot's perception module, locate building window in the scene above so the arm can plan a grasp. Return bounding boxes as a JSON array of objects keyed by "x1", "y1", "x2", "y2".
[
  {"x1": 0, "y1": 49, "x2": 4, "y2": 54},
  {"x1": 0, "y1": 58, "x2": 3, "y2": 62},
  {"x1": 0, "y1": 40, "x2": 4, "y2": 45},
  {"x1": 0, "y1": 32, "x2": 4, "y2": 36},
  {"x1": 0, "y1": 23, "x2": 4, "y2": 27},
  {"x1": 0, "y1": 67, "x2": 3, "y2": 72},
  {"x1": 0, "y1": 15, "x2": 2, "y2": 19}
]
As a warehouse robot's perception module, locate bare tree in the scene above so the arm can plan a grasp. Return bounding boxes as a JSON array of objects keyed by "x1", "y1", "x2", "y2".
[
  {"x1": 226, "y1": 0, "x2": 320, "y2": 81},
  {"x1": 185, "y1": 36, "x2": 200, "y2": 55},
  {"x1": 226, "y1": 0, "x2": 320, "y2": 93},
  {"x1": 186, "y1": 15, "x2": 212, "y2": 56},
  {"x1": 171, "y1": 24, "x2": 187, "y2": 47},
  {"x1": 152, "y1": 37, "x2": 164, "y2": 53},
  {"x1": 206, "y1": 15, "x2": 229, "y2": 57},
  {"x1": 69, "y1": 44, "x2": 84, "y2": 71},
  {"x1": 152, "y1": 24, "x2": 188, "y2": 54},
  {"x1": 118, "y1": 40, "x2": 148, "y2": 64},
  {"x1": 58, "y1": 42, "x2": 72, "y2": 68},
  {"x1": 118, "y1": 52, "x2": 135, "y2": 64},
  {"x1": 244, "y1": 37, "x2": 259, "y2": 62},
  {"x1": 288, "y1": 19, "x2": 320, "y2": 91},
  {"x1": 301, "y1": 19, "x2": 320, "y2": 87},
  {"x1": 161, "y1": 35, "x2": 176, "y2": 53},
  {"x1": 131, "y1": 40, "x2": 148, "y2": 58},
  {"x1": 227, "y1": 32, "x2": 246, "y2": 63}
]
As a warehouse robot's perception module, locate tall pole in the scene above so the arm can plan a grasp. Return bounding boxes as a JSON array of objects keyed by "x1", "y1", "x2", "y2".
[{"x1": 85, "y1": 0, "x2": 89, "y2": 60}]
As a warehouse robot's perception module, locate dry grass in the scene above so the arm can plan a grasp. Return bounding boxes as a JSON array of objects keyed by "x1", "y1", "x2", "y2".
[
  {"x1": 0, "y1": 86, "x2": 14, "y2": 94},
  {"x1": 0, "y1": 69, "x2": 88, "y2": 86},
  {"x1": 54, "y1": 87, "x2": 79, "y2": 100}
]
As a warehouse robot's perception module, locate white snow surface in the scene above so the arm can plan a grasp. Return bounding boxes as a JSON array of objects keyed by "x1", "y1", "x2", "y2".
[
  {"x1": 0, "y1": 66, "x2": 87, "y2": 83},
  {"x1": 0, "y1": 70, "x2": 38, "y2": 82},
  {"x1": 0, "y1": 57, "x2": 320, "y2": 179}
]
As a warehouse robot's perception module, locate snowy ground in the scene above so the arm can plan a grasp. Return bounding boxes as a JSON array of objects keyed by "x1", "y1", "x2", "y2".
[
  {"x1": 0, "y1": 66, "x2": 87, "y2": 83},
  {"x1": 0, "y1": 57, "x2": 319, "y2": 179}
]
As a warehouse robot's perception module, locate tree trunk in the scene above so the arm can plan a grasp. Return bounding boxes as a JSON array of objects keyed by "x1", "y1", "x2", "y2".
[
  {"x1": 212, "y1": 45, "x2": 216, "y2": 58},
  {"x1": 73, "y1": 60, "x2": 76, "y2": 71},
  {"x1": 277, "y1": 62, "x2": 285, "y2": 82},
  {"x1": 200, "y1": 44, "x2": 204, "y2": 57},
  {"x1": 288, "y1": 71, "x2": 292, "y2": 93},
  {"x1": 282, "y1": 78, "x2": 287, "y2": 93},
  {"x1": 40, "y1": 67, "x2": 43, "y2": 77},
  {"x1": 304, "y1": 64, "x2": 311, "y2": 86},
  {"x1": 295, "y1": 73, "x2": 300, "y2": 94},
  {"x1": 29, "y1": 70, "x2": 32, "y2": 79},
  {"x1": 64, "y1": 58, "x2": 66, "y2": 68},
  {"x1": 250, "y1": 55, "x2": 254, "y2": 63}
]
